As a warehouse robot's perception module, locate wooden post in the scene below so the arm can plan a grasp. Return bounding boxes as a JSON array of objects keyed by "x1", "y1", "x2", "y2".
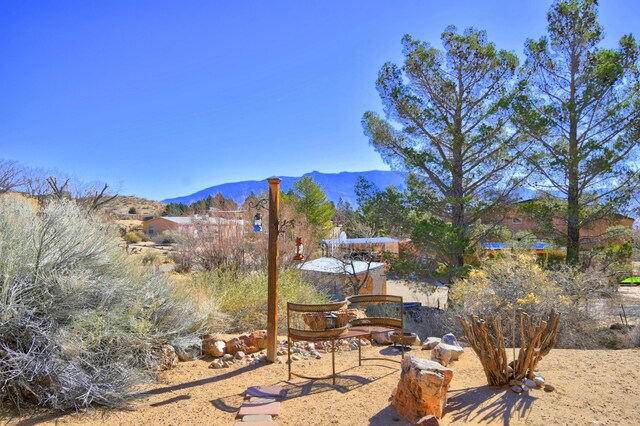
[{"x1": 266, "y1": 177, "x2": 281, "y2": 363}]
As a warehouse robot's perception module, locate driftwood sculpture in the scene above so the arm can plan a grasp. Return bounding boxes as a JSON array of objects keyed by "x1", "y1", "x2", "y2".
[{"x1": 459, "y1": 310, "x2": 560, "y2": 386}]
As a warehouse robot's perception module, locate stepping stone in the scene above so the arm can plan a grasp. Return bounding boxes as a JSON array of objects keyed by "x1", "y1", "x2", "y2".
[
  {"x1": 234, "y1": 421, "x2": 277, "y2": 426},
  {"x1": 248, "y1": 397, "x2": 277, "y2": 403},
  {"x1": 238, "y1": 401, "x2": 281, "y2": 417},
  {"x1": 238, "y1": 414, "x2": 276, "y2": 423},
  {"x1": 245, "y1": 385, "x2": 284, "y2": 399}
]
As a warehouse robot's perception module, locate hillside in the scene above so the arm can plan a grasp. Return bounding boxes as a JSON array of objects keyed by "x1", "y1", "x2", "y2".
[
  {"x1": 101, "y1": 195, "x2": 165, "y2": 219},
  {"x1": 162, "y1": 170, "x2": 406, "y2": 206}
]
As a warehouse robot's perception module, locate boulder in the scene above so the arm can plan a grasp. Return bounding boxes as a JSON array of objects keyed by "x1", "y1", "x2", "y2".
[
  {"x1": 202, "y1": 334, "x2": 226, "y2": 357},
  {"x1": 171, "y1": 335, "x2": 203, "y2": 362},
  {"x1": 430, "y1": 343, "x2": 464, "y2": 367},
  {"x1": 391, "y1": 356, "x2": 453, "y2": 420},
  {"x1": 391, "y1": 332, "x2": 421, "y2": 347},
  {"x1": 150, "y1": 344, "x2": 179, "y2": 371},
  {"x1": 226, "y1": 334, "x2": 260, "y2": 355},
  {"x1": 372, "y1": 331, "x2": 393, "y2": 345},
  {"x1": 442, "y1": 333, "x2": 457, "y2": 346},
  {"x1": 421, "y1": 337, "x2": 442, "y2": 351},
  {"x1": 414, "y1": 415, "x2": 440, "y2": 425},
  {"x1": 251, "y1": 330, "x2": 268, "y2": 350}
]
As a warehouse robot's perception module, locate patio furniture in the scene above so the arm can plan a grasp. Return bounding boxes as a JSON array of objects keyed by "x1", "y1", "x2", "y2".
[
  {"x1": 346, "y1": 294, "x2": 405, "y2": 365},
  {"x1": 287, "y1": 300, "x2": 351, "y2": 385},
  {"x1": 286, "y1": 295, "x2": 405, "y2": 385}
]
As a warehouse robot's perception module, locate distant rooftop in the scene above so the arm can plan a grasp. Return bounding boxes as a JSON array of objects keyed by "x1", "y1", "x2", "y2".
[
  {"x1": 482, "y1": 242, "x2": 552, "y2": 250},
  {"x1": 296, "y1": 257, "x2": 387, "y2": 275},
  {"x1": 322, "y1": 237, "x2": 399, "y2": 245}
]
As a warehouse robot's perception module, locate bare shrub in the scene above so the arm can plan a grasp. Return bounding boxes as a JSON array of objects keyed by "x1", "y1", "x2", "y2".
[{"x1": 0, "y1": 194, "x2": 209, "y2": 412}]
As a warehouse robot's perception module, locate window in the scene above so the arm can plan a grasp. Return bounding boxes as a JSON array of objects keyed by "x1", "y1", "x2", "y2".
[
  {"x1": 148, "y1": 224, "x2": 155, "y2": 235},
  {"x1": 512, "y1": 218, "x2": 522, "y2": 224}
]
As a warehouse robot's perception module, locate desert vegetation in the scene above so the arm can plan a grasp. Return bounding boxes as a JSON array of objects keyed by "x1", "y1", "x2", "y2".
[{"x1": 0, "y1": 194, "x2": 210, "y2": 411}]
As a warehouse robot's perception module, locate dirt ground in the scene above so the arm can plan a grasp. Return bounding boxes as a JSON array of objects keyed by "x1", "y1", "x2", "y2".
[{"x1": 5, "y1": 344, "x2": 639, "y2": 426}]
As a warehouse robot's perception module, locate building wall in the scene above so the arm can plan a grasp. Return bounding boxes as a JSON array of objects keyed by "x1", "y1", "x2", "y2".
[
  {"x1": 142, "y1": 217, "x2": 180, "y2": 236},
  {"x1": 497, "y1": 207, "x2": 633, "y2": 248}
]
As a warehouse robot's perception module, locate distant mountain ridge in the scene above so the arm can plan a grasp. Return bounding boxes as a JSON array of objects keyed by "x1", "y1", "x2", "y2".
[{"x1": 162, "y1": 170, "x2": 406, "y2": 206}]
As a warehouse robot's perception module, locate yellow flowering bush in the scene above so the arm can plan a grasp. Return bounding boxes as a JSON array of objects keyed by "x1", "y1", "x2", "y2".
[{"x1": 452, "y1": 252, "x2": 564, "y2": 320}]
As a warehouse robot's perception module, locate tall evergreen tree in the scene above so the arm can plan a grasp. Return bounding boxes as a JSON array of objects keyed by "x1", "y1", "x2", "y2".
[
  {"x1": 363, "y1": 27, "x2": 528, "y2": 267},
  {"x1": 517, "y1": 0, "x2": 640, "y2": 264}
]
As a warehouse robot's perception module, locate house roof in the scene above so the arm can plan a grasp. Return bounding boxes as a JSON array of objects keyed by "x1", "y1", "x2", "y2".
[
  {"x1": 482, "y1": 242, "x2": 552, "y2": 250},
  {"x1": 296, "y1": 257, "x2": 387, "y2": 275},
  {"x1": 150, "y1": 216, "x2": 244, "y2": 225},
  {"x1": 322, "y1": 237, "x2": 399, "y2": 245}
]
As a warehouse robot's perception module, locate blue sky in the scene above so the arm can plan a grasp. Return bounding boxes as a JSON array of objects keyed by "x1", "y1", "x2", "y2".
[{"x1": 1, "y1": 1, "x2": 638, "y2": 201}]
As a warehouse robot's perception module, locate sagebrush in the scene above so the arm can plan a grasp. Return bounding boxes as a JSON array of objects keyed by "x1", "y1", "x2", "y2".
[{"x1": 0, "y1": 194, "x2": 211, "y2": 412}]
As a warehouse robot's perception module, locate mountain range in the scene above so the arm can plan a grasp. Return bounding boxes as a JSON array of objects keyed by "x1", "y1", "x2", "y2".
[{"x1": 162, "y1": 170, "x2": 406, "y2": 206}]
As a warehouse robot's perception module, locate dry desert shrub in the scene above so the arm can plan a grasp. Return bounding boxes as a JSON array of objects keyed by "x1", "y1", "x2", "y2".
[
  {"x1": 451, "y1": 252, "x2": 607, "y2": 348},
  {"x1": 191, "y1": 268, "x2": 329, "y2": 334},
  {"x1": 0, "y1": 194, "x2": 210, "y2": 412}
]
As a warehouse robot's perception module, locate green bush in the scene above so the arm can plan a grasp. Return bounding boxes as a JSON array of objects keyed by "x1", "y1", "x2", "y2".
[
  {"x1": 191, "y1": 268, "x2": 329, "y2": 333},
  {"x1": 128, "y1": 207, "x2": 137, "y2": 214},
  {"x1": 0, "y1": 194, "x2": 209, "y2": 411}
]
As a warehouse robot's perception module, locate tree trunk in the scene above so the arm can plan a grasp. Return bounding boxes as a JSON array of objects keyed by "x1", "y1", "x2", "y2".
[{"x1": 566, "y1": 49, "x2": 580, "y2": 266}]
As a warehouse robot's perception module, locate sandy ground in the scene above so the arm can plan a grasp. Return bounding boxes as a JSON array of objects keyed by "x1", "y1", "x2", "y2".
[{"x1": 5, "y1": 344, "x2": 639, "y2": 426}]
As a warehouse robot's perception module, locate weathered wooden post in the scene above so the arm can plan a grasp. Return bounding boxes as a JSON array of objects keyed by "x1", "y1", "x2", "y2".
[{"x1": 266, "y1": 177, "x2": 281, "y2": 363}]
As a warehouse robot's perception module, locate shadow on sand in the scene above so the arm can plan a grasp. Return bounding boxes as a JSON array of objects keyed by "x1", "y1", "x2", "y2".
[
  {"x1": 210, "y1": 363, "x2": 399, "y2": 413},
  {"x1": 446, "y1": 385, "x2": 537, "y2": 425}
]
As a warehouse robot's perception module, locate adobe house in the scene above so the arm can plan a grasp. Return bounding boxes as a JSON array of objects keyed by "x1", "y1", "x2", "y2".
[
  {"x1": 488, "y1": 199, "x2": 634, "y2": 249},
  {"x1": 296, "y1": 257, "x2": 388, "y2": 299},
  {"x1": 142, "y1": 215, "x2": 245, "y2": 238}
]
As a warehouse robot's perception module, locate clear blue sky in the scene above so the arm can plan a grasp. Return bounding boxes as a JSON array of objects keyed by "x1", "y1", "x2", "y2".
[{"x1": 1, "y1": 1, "x2": 638, "y2": 200}]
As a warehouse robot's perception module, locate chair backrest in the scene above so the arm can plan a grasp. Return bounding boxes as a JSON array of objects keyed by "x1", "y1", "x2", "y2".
[
  {"x1": 346, "y1": 294, "x2": 404, "y2": 329},
  {"x1": 287, "y1": 300, "x2": 350, "y2": 340}
]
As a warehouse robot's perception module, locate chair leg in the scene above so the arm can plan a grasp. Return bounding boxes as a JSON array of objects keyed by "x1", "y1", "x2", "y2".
[
  {"x1": 331, "y1": 338, "x2": 336, "y2": 385},
  {"x1": 288, "y1": 337, "x2": 292, "y2": 380}
]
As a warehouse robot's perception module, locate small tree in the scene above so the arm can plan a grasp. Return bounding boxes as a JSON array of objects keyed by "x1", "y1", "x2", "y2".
[{"x1": 128, "y1": 207, "x2": 137, "y2": 214}]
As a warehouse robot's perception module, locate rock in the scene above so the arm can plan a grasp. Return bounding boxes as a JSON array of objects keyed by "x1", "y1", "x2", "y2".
[
  {"x1": 544, "y1": 383, "x2": 555, "y2": 392},
  {"x1": 209, "y1": 359, "x2": 225, "y2": 369},
  {"x1": 222, "y1": 353, "x2": 234, "y2": 362},
  {"x1": 523, "y1": 379, "x2": 537, "y2": 389},
  {"x1": 509, "y1": 379, "x2": 522, "y2": 387},
  {"x1": 171, "y1": 335, "x2": 203, "y2": 362},
  {"x1": 442, "y1": 333, "x2": 457, "y2": 346},
  {"x1": 511, "y1": 385, "x2": 524, "y2": 394},
  {"x1": 202, "y1": 335, "x2": 226, "y2": 358},
  {"x1": 150, "y1": 344, "x2": 179, "y2": 371},
  {"x1": 422, "y1": 337, "x2": 442, "y2": 351},
  {"x1": 391, "y1": 356, "x2": 453, "y2": 420},
  {"x1": 534, "y1": 377, "x2": 545, "y2": 387},
  {"x1": 391, "y1": 332, "x2": 421, "y2": 347},
  {"x1": 413, "y1": 415, "x2": 440, "y2": 426},
  {"x1": 430, "y1": 343, "x2": 464, "y2": 367},
  {"x1": 251, "y1": 330, "x2": 268, "y2": 350},
  {"x1": 372, "y1": 331, "x2": 393, "y2": 345},
  {"x1": 226, "y1": 334, "x2": 260, "y2": 355},
  {"x1": 235, "y1": 351, "x2": 245, "y2": 360},
  {"x1": 291, "y1": 355, "x2": 301, "y2": 361}
]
